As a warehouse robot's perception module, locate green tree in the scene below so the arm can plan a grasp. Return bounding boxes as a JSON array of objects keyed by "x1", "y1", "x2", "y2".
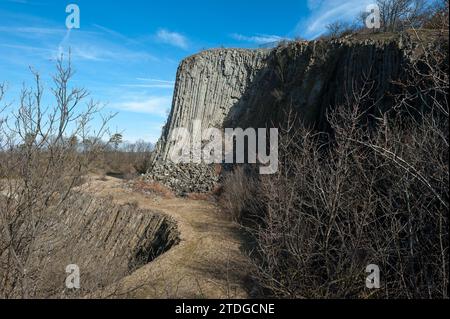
[{"x1": 110, "y1": 133, "x2": 123, "y2": 151}]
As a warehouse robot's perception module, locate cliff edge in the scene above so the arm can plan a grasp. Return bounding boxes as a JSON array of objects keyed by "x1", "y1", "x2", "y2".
[{"x1": 148, "y1": 30, "x2": 443, "y2": 193}]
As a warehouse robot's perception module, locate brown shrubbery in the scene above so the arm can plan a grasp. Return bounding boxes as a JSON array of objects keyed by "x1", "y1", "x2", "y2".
[
  {"x1": 220, "y1": 35, "x2": 449, "y2": 298},
  {"x1": 131, "y1": 180, "x2": 175, "y2": 199},
  {"x1": 0, "y1": 57, "x2": 115, "y2": 298}
]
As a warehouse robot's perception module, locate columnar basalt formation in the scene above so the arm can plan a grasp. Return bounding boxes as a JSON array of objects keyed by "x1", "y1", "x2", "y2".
[
  {"x1": 18, "y1": 194, "x2": 180, "y2": 298},
  {"x1": 154, "y1": 48, "x2": 271, "y2": 163},
  {"x1": 149, "y1": 32, "x2": 431, "y2": 193}
]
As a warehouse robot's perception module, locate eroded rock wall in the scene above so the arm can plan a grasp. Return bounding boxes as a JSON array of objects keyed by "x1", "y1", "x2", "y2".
[
  {"x1": 13, "y1": 193, "x2": 179, "y2": 298},
  {"x1": 149, "y1": 32, "x2": 425, "y2": 193},
  {"x1": 154, "y1": 48, "x2": 271, "y2": 163}
]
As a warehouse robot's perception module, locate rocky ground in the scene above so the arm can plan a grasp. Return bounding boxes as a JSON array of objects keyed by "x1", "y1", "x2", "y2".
[{"x1": 145, "y1": 162, "x2": 222, "y2": 195}]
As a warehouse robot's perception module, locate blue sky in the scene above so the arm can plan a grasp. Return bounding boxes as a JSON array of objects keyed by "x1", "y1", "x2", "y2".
[{"x1": 0, "y1": 0, "x2": 375, "y2": 142}]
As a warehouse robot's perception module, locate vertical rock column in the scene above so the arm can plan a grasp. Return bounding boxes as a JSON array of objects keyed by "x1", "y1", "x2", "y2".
[{"x1": 153, "y1": 48, "x2": 270, "y2": 163}]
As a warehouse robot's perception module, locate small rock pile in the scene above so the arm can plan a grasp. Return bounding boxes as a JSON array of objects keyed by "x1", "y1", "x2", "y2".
[{"x1": 145, "y1": 162, "x2": 221, "y2": 195}]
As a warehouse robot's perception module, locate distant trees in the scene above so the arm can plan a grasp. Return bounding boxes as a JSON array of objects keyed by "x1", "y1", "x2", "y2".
[
  {"x1": 93, "y1": 139, "x2": 154, "y2": 176},
  {"x1": 376, "y1": 0, "x2": 428, "y2": 31},
  {"x1": 122, "y1": 140, "x2": 154, "y2": 154},
  {"x1": 110, "y1": 133, "x2": 123, "y2": 151},
  {"x1": 325, "y1": 21, "x2": 355, "y2": 38},
  {"x1": 423, "y1": 0, "x2": 449, "y2": 30},
  {"x1": 323, "y1": 0, "x2": 447, "y2": 40}
]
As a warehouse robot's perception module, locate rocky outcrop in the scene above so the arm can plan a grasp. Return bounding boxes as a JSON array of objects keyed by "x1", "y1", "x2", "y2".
[
  {"x1": 154, "y1": 48, "x2": 271, "y2": 163},
  {"x1": 226, "y1": 33, "x2": 415, "y2": 131},
  {"x1": 20, "y1": 193, "x2": 180, "y2": 298},
  {"x1": 145, "y1": 162, "x2": 220, "y2": 195},
  {"x1": 148, "y1": 49, "x2": 270, "y2": 194},
  {"x1": 148, "y1": 31, "x2": 433, "y2": 193}
]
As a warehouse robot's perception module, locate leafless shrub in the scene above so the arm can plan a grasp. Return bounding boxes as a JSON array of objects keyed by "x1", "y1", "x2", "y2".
[
  {"x1": 0, "y1": 56, "x2": 114, "y2": 298},
  {"x1": 131, "y1": 140, "x2": 154, "y2": 175},
  {"x1": 219, "y1": 166, "x2": 261, "y2": 222},
  {"x1": 325, "y1": 21, "x2": 356, "y2": 39},
  {"x1": 423, "y1": 0, "x2": 449, "y2": 31},
  {"x1": 377, "y1": 0, "x2": 429, "y2": 32},
  {"x1": 220, "y1": 36, "x2": 448, "y2": 298}
]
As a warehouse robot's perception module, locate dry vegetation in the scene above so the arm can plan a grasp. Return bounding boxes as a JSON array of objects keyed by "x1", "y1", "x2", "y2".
[
  {"x1": 90, "y1": 140, "x2": 154, "y2": 179},
  {"x1": 0, "y1": 56, "x2": 158, "y2": 298},
  {"x1": 324, "y1": 0, "x2": 448, "y2": 39},
  {"x1": 0, "y1": 0, "x2": 448, "y2": 300},
  {"x1": 220, "y1": 6, "x2": 449, "y2": 299},
  {"x1": 130, "y1": 179, "x2": 175, "y2": 199},
  {"x1": 0, "y1": 56, "x2": 121, "y2": 298}
]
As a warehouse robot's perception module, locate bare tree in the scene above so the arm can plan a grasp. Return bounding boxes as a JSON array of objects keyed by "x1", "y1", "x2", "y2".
[
  {"x1": 0, "y1": 56, "x2": 115, "y2": 298},
  {"x1": 325, "y1": 21, "x2": 354, "y2": 38},
  {"x1": 377, "y1": 0, "x2": 428, "y2": 31}
]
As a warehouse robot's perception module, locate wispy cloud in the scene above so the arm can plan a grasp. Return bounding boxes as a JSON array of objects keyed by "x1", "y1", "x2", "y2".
[
  {"x1": 0, "y1": 26, "x2": 65, "y2": 36},
  {"x1": 230, "y1": 33, "x2": 289, "y2": 44},
  {"x1": 69, "y1": 43, "x2": 157, "y2": 62},
  {"x1": 92, "y1": 24, "x2": 140, "y2": 45},
  {"x1": 136, "y1": 78, "x2": 175, "y2": 84},
  {"x1": 120, "y1": 84, "x2": 174, "y2": 89},
  {"x1": 119, "y1": 77, "x2": 175, "y2": 89},
  {"x1": 6, "y1": 0, "x2": 29, "y2": 4},
  {"x1": 0, "y1": 18, "x2": 158, "y2": 63},
  {"x1": 4, "y1": 0, "x2": 48, "y2": 7},
  {"x1": 0, "y1": 43, "x2": 54, "y2": 55},
  {"x1": 155, "y1": 29, "x2": 189, "y2": 49},
  {"x1": 296, "y1": 0, "x2": 373, "y2": 39},
  {"x1": 111, "y1": 96, "x2": 172, "y2": 116}
]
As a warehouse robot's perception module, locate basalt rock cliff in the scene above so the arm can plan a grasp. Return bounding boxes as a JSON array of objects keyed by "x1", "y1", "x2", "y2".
[{"x1": 148, "y1": 31, "x2": 437, "y2": 194}]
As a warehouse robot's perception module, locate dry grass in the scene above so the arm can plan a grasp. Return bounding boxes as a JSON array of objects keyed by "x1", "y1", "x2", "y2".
[
  {"x1": 219, "y1": 30, "x2": 449, "y2": 298},
  {"x1": 83, "y1": 176, "x2": 250, "y2": 299},
  {"x1": 131, "y1": 180, "x2": 175, "y2": 199},
  {"x1": 186, "y1": 193, "x2": 212, "y2": 201}
]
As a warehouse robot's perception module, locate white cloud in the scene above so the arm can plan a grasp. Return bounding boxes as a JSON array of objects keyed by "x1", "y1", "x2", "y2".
[
  {"x1": 0, "y1": 26, "x2": 65, "y2": 36},
  {"x1": 92, "y1": 24, "x2": 141, "y2": 46},
  {"x1": 230, "y1": 33, "x2": 288, "y2": 44},
  {"x1": 119, "y1": 78, "x2": 175, "y2": 89},
  {"x1": 111, "y1": 96, "x2": 172, "y2": 116},
  {"x1": 0, "y1": 20, "x2": 158, "y2": 63},
  {"x1": 136, "y1": 78, "x2": 175, "y2": 84},
  {"x1": 297, "y1": 0, "x2": 374, "y2": 39},
  {"x1": 54, "y1": 28, "x2": 158, "y2": 62},
  {"x1": 155, "y1": 29, "x2": 189, "y2": 49},
  {"x1": 120, "y1": 84, "x2": 174, "y2": 89}
]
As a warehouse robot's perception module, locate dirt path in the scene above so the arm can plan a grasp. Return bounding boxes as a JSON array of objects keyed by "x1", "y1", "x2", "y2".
[{"x1": 87, "y1": 175, "x2": 251, "y2": 299}]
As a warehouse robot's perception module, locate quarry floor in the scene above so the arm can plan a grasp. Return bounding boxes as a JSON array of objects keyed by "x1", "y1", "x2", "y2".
[{"x1": 87, "y1": 175, "x2": 252, "y2": 299}]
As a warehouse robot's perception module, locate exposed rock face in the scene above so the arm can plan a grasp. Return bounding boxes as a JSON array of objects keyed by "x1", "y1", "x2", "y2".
[
  {"x1": 226, "y1": 34, "x2": 414, "y2": 131},
  {"x1": 145, "y1": 162, "x2": 219, "y2": 195},
  {"x1": 148, "y1": 49, "x2": 270, "y2": 194},
  {"x1": 15, "y1": 193, "x2": 180, "y2": 298},
  {"x1": 148, "y1": 32, "x2": 426, "y2": 193},
  {"x1": 154, "y1": 48, "x2": 271, "y2": 163}
]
